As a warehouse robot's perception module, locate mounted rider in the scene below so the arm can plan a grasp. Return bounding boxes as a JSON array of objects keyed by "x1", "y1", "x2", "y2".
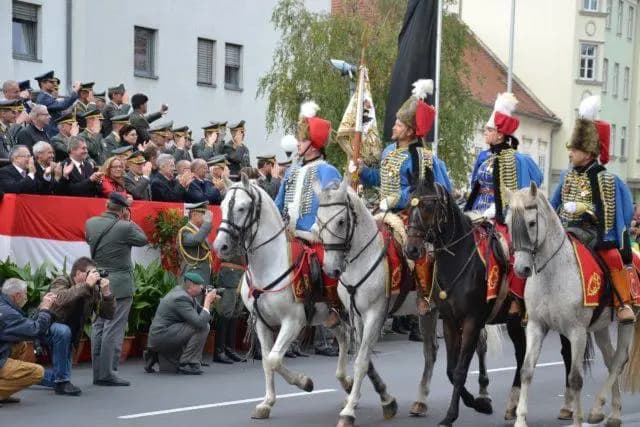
[
  {"x1": 550, "y1": 95, "x2": 636, "y2": 323},
  {"x1": 352, "y1": 79, "x2": 452, "y2": 311},
  {"x1": 464, "y1": 92, "x2": 543, "y2": 316}
]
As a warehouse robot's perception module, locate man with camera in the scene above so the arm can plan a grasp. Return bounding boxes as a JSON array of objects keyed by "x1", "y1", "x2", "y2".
[
  {"x1": 85, "y1": 192, "x2": 148, "y2": 386},
  {"x1": 47, "y1": 257, "x2": 116, "y2": 395},
  {"x1": 144, "y1": 271, "x2": 220, "y2": 375}
]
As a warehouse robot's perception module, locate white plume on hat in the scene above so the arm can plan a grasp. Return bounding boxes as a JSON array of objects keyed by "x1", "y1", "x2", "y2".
[
  {"x1": 411, "y1": 79, "x2": 434, "y2": 100},
  {"x1": 578, "y1": 95, "x2": 600, "y2": 121},
  {"x1": 300, "y1": 101, "x2": 319, "y2": 118},
  {"x1": 280, "y1": 134, "x2": 298, "y2": 153},
  {"x1": 487, "y1": 92, "x2": 518, "y2": 128}
]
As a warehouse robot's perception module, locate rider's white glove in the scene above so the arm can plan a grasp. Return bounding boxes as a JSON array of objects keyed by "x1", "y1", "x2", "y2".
[
  {"x1": 379, "y1": 198, "x2": 389, "y2": 212},
  {"x1": 482, "y1": 204, "x2": 496, "y2": 219},
  {"x1": 563, "y1": 202, "x2": 577, "y2": 214},
  {"x1": 203, "y1": 210, "x2": 213, "y2": 223},
  {"x1": 348, "y1": 160, "x2": 358, "y2": 174}
]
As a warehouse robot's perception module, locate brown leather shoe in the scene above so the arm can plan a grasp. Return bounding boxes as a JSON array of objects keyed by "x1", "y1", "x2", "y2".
[{"x1": 617, "y1": 305, "x2": 636, "y2": 324}]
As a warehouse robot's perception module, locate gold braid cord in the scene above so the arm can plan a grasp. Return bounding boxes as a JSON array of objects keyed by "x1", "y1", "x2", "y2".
[
  {"x1": 177, "y1": 224, "x2": 213, "y2": 270},
  {"x1": 559, "y1": 171, "x2": 594, "y2": 224},
  {"x1": 598, "y1": 172, "x2": 616, "y2": 234},
  {"x1": 497, "y1": 149, "x2": 518, "y2": 210},
  {"x1": 417, "y1": 147, "x2": 434, "y2": 179}
]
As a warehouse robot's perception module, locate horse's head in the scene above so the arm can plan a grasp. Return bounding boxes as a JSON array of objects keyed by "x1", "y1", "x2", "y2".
[
  {"x1": 213, "y1": 173, "x2": 261, "y2": 259},
  {"x1": 315, "y1": 175, "x2": 356, "y2": 278},
  {"x1": 405, "y1": 171, "x2": 447, "y2": 260},
  {"x1": 506, "y1": 181, "x2": 551, "y2": 278}
]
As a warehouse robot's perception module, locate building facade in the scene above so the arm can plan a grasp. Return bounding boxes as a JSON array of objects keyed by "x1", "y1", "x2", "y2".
[
  {"x1": 3, "y1": 0, "x2": 331, "y2": 158},
  {"x1": 456, "y1": 0, "x2": 640, "y2": 197}
]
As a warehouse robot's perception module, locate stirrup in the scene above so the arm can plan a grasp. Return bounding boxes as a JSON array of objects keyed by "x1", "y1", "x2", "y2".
[{"x1": 616, "y1": 305, "x2": 636, "y2": 324}]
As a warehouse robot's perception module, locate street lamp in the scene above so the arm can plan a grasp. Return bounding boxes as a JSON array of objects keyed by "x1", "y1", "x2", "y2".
[{"x1": 330, "y1": 59, "x2": 358, "y2": 97}]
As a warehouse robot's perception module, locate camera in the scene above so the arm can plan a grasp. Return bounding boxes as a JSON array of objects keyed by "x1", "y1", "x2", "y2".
[
  {"x1": 201, "y1": 286, "x2": 224, "y2": 295},
  {"x1": 97, "y1": 269, "x2": 109, "y2": 278}
]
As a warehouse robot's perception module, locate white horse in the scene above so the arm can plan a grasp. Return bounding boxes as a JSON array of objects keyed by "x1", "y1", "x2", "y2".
[
  {"x1": 315, "y1": 176, "x2": 493, "y2": 427},
  {"x1": 212, "y1": 175, "x2": 397, "y2": 423},
  {"x1": 507, "y1": 182, "x2": 640, "y2": 427}
]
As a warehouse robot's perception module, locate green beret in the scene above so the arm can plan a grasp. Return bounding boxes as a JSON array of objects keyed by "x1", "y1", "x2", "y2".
[{"x1": 184, "y1": 271, "x2": 205, "y2": 285}]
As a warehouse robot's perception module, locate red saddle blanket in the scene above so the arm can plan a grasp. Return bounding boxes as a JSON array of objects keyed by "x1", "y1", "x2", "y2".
[
  {"x1": 288, "y1": 238, "x2": 339, "y2": 305},
  {"x1": 377, "y1": 223, "x2": 409, "y2": 295},
  {"x1": 474, "y1": 223, "x2": 525, "y2": 301}
]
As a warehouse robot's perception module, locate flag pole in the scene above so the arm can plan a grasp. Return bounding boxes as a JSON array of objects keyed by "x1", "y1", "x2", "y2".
[
  {"x1": 351, "y1": 45, "x2": 367, "y2": 188},
  {"x1": 507, "y1": 0, "x2": 516, "y2": 92},
  {"x1": 433, "y1": 0, "x2": 443, "y2": 158}
]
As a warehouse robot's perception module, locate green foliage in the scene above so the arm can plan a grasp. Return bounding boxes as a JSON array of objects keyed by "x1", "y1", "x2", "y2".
[
  {"x1": 146, "y1": 208, "x2": 188, "y2": 274},
  {"x1": 258, "y1": 0, "x2": 484, "y2": 186},
  {"x1": 127, "y1": 261, "x2": 178, "y2": 334}
]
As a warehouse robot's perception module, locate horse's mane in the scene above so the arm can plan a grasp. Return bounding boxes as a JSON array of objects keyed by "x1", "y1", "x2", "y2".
[
  {"x1": 227, "y1": 180, "x2": 284, "y2": 226},
  {"x1": 414, "y1": 178, "x2": 472, "y2": 230}
]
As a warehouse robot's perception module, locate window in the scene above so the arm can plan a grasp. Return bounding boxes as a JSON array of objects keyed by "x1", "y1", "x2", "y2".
[
  {"x1": 584, "y1": 0, "x2": 599, "y2": 11},
  {"x1": 224, "y1": 43, "x2": 242, "y2": 90},
  {"x1": 611, "y1": 124, "x2": 617, "y2": 156},
  {"x1": 602, "y1": 58, "x2": 609, "y2": 92},
  {"x1": 197, "y1": 38, "x2": 216, "y2": 86},
  {"x1": 620, "y1": 126, "x2": 627, "y2": 158},
  {"x1": 613, "y1": 62, "x2": 619, "y2": 96},
  {"x1": 538, "y1": 141, "x2": 548, "y2": 173},
  {"x1": 12, "y1": 1, "x2": 38, "y2": 61},
  {"x1": 134, "y1": 26, "x2": 156, "y2": 77},
  {"x1": 623, "y1": 66, "x2": 630, "y2": 99},
  {"x1": 606, "y1": 0, "x2": 613, "y2": 28},
  {"x1": 629, "y1": 6, "x2": 635, "y2": 39},
  {"x1": 522, "y1": 137, "x2": 533, "y2": 154},
  {"x1": 617, "y1": 0, "x2": 623, "y2": 35},
  {"x1": 579, "y1": 44, "x2": 597, "y2": 80}
]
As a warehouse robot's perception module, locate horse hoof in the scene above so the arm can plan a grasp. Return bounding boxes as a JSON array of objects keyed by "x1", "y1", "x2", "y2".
[
  {"x1": 557, "y1": 408, "x2": 573, "y2": 420},
  {"x1": 587, "y1": 412, "x2": 605, "y2": 424},
  {"x1": 302, "y1": 377, "x2": 314, "y2": 393},
  {"x1": 251, "y1": 405, "x2": 271, "y2": 419},
  {"x1": 409, "y1": 401, "x2": 428, "y2": 417},
  {"x1": 437, "y1": 420, "x2": 453, "y2": 427},
  {"x1": 336, "y1": 415, "x2": 355, "y2": 427},
  {"x1": 340, "y1": 376, "x2": 353, "y2": 394},
  {"x1": 473, "y1": 397, "x2": 493, "y2": 414},
  {"x1": 382, "y1": 398, "x2": 398, "y2": 420},
  {"x1": 605, "y1": 417, "x2": 622, "y2": 427},
  {"x1": 504, "y1": 407, "x2": 517, "y2": 421}
]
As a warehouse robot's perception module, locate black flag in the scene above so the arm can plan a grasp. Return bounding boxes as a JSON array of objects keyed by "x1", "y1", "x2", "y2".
[{"x1": 384, "y1": 0, "x2": 438, "y2": 142}]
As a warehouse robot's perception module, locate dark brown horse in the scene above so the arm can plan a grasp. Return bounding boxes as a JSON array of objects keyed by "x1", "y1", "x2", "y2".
[{"x1": 404, "y1": 172, "x2": 571, "y2": 427}]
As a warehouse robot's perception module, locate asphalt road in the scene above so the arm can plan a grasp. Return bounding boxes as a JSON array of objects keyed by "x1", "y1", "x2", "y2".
[{"x1": 3, "y1": 326, "x2": 640, "y2": 427}]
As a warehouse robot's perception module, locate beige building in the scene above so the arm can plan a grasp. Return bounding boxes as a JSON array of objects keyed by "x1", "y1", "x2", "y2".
[{"x1": 455, "y1": 0, "x2": 639, "y2": 196}]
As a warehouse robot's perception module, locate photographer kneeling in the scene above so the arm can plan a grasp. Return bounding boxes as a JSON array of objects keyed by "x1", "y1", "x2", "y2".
[
  {"x1": 144, "y1": 271, "x2": 220, "y2": 375},
  {"x1": 47, "y1": 257, "x2": 116, "y2": 395}
]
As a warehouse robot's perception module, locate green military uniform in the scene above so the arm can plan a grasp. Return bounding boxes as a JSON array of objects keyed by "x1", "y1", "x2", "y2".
[
  {"x1": 217, "y1": 120, "x2": 249, "y2": 179},
  {"x1": 102, "y1": 114, "x2": 130, "y2": 156},
  {"x1": 172, "y1": 126, "x2": 193, "y2": 162},
  {"x1": 50, "y1": 112, "x2": 75, "y2": 162},
  {"x1": 256, "y1": 155, "x2": 280, "y2": 199},
  {"x1": 177, "y1": 203, "x2": 214, "y2": 287},
  {"x1": 0, "y1": 99, "x2": 24, "y2": 158},
  {"x1": 148, "y1": 120, "x2": 175, "y2": 155},
  {"x1": 78, "y1": 108, "x2": 107, "y2": 165},
  {"x1": 73, "y1": 82, "x2": 95, "y2": 129},
  {"x1": 193, "y1": 122, "x2": 226, "y2": 160},
  {"x1": 213, "y1": 251, "x2": 245, "y2": 364}
]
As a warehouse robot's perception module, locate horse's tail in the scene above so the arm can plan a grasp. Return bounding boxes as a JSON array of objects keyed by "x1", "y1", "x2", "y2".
[
  {"x1": 485, "y1": 324, "x2": 503, "y2": 358},
  {"x1": 583, "y1": 332, "x2": 594, "y2": 376},
  {"x1": 622, "y1": 318, "x2": 640, "y2": 393}
]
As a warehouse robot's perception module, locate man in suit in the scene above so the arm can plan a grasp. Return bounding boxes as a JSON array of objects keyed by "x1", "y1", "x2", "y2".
[
  {"x1": 85, "y1": 193, "x2": 148, "y2": 386},
  {"x1": 15, "y1": 105, "x2": 50, "y2": 152},
  {"x1": 257, "y1": 155, "x2": 280, "y2": 200},
  {"x1": 144, "y1": 272, "x2": 219, "y2": 374},
  {"x1": 78, "y1": 108, "x2": 106, "y2": 165},
  {"x1": 0, "y1": 100, "x2": 24, "y2": 159},
  {"x1": 57, "y1": 137, "x2": 103, "y2": 197},
  {"x1": 32, "y1": 141, "x2": 62, "y2": 194},
  {"x1": 50, "y1": 112, "x2": 78, "y2": 162},
  {"x1": 124, "y1": 152, "x2": 152, "y2": 200},
  {"x1": 0, "y1": 145, "x2": 38, "y2": 194},
  {"x1": 150, "y1": 153, "x2": 192, "y2": 202},
  {"x1": 101, "y1": 84, "x2": 129, "y2": 138},
  {"x1": 102, "y1": 114, "x2": 129, "y2": 156},
  {"x1": 128, "y1": 93, "x2": 167, "y2": 144},
  {"x1": 33, "y1": 71, "x2": 80, "y2": 138},
  {"x1": 185, "y1": 159, "x2": 221, "y2": 204}
]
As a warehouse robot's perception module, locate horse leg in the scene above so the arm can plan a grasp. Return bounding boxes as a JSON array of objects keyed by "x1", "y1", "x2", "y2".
[
  {"x1": 439, "y1": 318, "x2": 485, "y2": 427},
  {"x1": 410, "y1": 310, "x2": 439, "y2": 417},
  {"x1": 330, "y1": 323, "x2": 353, "y2": 395},
  {"x1": 475, "y1": 328, "x2": 492, "y2": 408},
  {"x1": 504, "y1": 316, "x2": 525, "y2": 420},
  {"x1": 557, "y1": 334, "x2": 574, "y2": 420},
  {"x1": 268, "y1": 318, "x2": 314, "y2": 392},
  {"x1": 442, "y1": 317, "x2": 477, "y2": 411},
  {"x1": 252, "y1": 321, "x2": 276, "y2": 419},
  {"x1": 515, "y1": 321, "x2": 548, "y2": 427},
  {"x1": 566, "y1": 329, "x2": 587, "y2": 427},
  {"x1": 366, "y1": 361, "x2": 397, "y2": 419},
  {"x1": 338, "y1": 312, "x2": 391, "y2": 427}
]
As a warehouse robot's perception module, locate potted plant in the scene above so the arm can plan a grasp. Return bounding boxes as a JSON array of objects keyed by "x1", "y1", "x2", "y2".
[{"x1": 146, "y1": 209, "x2": 188, "y2": 276}]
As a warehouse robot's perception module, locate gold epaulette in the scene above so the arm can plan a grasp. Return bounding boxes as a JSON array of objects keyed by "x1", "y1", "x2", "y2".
[{"x1": 597, "y1": 171, "x2": 616, "y2": 233}]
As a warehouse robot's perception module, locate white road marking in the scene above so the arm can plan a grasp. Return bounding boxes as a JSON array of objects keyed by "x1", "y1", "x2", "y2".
[
  {"x1": 118, "y1": 388, "x2": 337, "y2": 419},
  {"x1": 470, "y1": 361, "x2": 564, "y2": 375}
]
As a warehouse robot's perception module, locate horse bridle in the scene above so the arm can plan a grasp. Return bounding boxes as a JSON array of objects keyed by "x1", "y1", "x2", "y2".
[{"x1": 218, "y1": 185, "x2": 285, "y2": 254}]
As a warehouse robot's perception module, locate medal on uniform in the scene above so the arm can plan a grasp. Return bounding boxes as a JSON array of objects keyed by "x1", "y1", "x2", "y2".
[{"x1": 439, "y1": 290, "x2": 447, "y2": 300}]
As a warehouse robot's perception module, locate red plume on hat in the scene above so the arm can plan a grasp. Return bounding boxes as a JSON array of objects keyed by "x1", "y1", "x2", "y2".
[
  {"x1": 594, "y1": 120, "x2": 611, "y2": 165},
  {"x1": 299, "y1": 101, "x2": 331, "y2": 149},
  {"x1": 487, "y1": 92, "x2": 519, "y2": 135},
  {"x1": 411, "y1": 79, "x2": 436, "y2": 138}
]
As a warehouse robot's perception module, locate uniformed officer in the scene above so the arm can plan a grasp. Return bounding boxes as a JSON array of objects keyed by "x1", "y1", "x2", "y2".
[
  {"x1": 207, "y1": 154, "x2": 230, "y2": 197},
  {"x1": 103, "y1": 114, "x2": 130, "y2": 155},
  {"x1": 77, "y1": 108, "x2": 107, "y2": 165},
  {"x1": 93, "y1": 90, "x2": 106, "y2": 111},
  {"x1": 50, "y1": 112, "x2": 78, "y2": 162},
  {"x1": 73, "y1": 82, "x2": 95, "y2": 127},
  {"x1": 0, "y1": 100, "x2": 24, "y2": 159},
  {"x1": 102, "y1": 84, "x2": 129, "y2": 137},
  {"x1": 172, "y1": 126, "x2": 193, "y2": 162},
  {"x1": 34, "y1": 71, "x2": 80, "y2": 138},
  {"x1": 177, "y1": 202, "x2": 214, "y2": 287},
  {"x1": 149, "y1": 120, "x2": 174, "y2": 154},
  {"x1": 217, "y1": 120, "x2": 249, "y2": 180},
  {"x1": 213, "y1": 251, "x2": 245, "y2": 365},
  {"x1": 193, "y1": 121, "x2": 226, "y2": 160},
  {"x1": 256, "y1": 155, "x2": 280, "y2": 199},
  {"x1": 124, "y1": 151, "x2": 152, "y2": 200}
]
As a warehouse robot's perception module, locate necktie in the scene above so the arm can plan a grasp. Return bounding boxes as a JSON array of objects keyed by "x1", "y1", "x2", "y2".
[{"x1": 21, "y1": 170, "x2": 26, "y2": 178}]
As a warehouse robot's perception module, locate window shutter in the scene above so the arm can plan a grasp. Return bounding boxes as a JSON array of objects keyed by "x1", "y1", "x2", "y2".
[
  {"x1": 198, "y1": 38, "x2": 214, "y2": 84},
  {"x1": 225, "y1": 44, "x2": 241, "y2": 68},
  {"x1": 13, "y1": 1, "x2": 38, "y2": 22}
]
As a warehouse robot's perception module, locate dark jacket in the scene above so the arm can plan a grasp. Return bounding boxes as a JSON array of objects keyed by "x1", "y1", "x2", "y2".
[
  {"x1": 0, "y1": 294, "x2": 53, "y2": 368},
  {"x1": 34, "y1": 162, "x2": 58, "y2": 194},
  {"x1": 57, "y1": 158, "x2": 101, "y2": 197},
  {"x1": 151, "y1": 173, "x2": 186, "y2": 202},
  {"x1": 129, "y1": 110, "x2": 162, "y2": 144},
  {"x1": 217, "y1": 143, "x2": 250, "y2": 177},
  {"x1": 15, "y1": 123, "x2": 50, "y2": 152},
  {"x1": 101, "y1": 102, "x2": 130, "y2": 137},
  {"x1": 35, "y1": 91, "x2": 78, "y2": 138},
  {"x1": 49, "y1": 275, "x2": 116, "y2": 346},
  {"x1": 124, "y1": 171, "x2": 151, "y2": 200},
  {"x1": 0, "y1": 164, "x2": 38, "y2": 194},
  {"x1": 185, "y1": 179, "x2": 221, "y2": 205},
  {"x1": 50, "y1": 133, "x2": 70, "y2": 162},
  {"x1": 78, "y1": 129, "x2": 106, "y2": 166}
]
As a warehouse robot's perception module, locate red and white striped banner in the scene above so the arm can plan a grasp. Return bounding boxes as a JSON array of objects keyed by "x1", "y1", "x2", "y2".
[{"x1": 0, "y1": 194, "x2": 222, "y2": 271}]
